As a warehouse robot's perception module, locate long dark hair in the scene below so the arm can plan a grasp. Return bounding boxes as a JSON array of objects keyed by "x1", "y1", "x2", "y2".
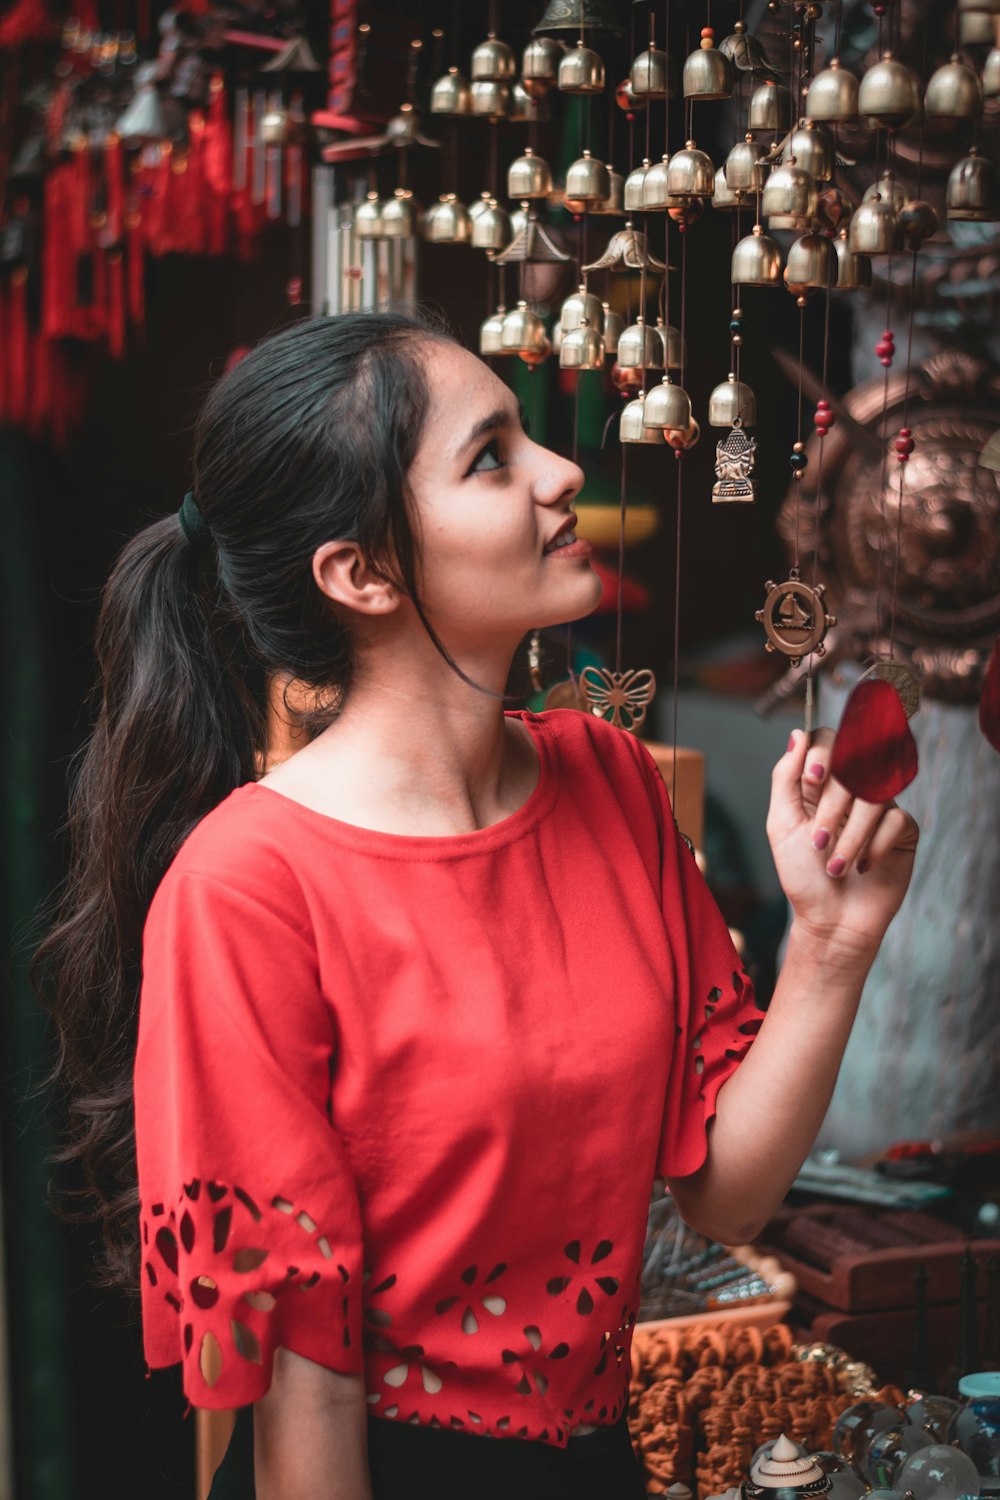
[{"x1": 34, "y1": 310, "x2": 457, "y2": 1295}]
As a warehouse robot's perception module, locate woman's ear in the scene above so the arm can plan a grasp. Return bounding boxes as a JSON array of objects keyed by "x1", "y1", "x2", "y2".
[{"x1": 312, "y1": 541, "x2": 400, "y2": 616}]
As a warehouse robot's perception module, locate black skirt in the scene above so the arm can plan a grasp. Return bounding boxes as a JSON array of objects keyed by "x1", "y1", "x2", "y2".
[{"x1": 208, "y1": 1404, "x2": 648, "y2": 1499}]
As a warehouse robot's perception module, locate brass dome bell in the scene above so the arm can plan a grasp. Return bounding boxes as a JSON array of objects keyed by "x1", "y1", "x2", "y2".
[
  {"x1": 708, "y1": 374, "x2": 757, "y2": 428},
  {"x1": 725, "y1": 136, "x2": 767, "y2": 194},
  {"x1": 732, "y1": 225, "x2": 782, "y2": 286},
  {"x1": 422, "y1": 194, "x2": 472, "y2": 244},
  {"x1": 471, "y1": 199, "x2": 511, "y2": 250},
  {"x1": 658, "y1": 321, "x2": 684, "y2": 370},
  {"x1": 509, "y1": 81, "x2": 549, "y2": 123},
  {"x1": 858, "y1": 55, "x2": 922, "y2": 128},
  {"x1": 471, "y1": 35, "x2": 516, "y2": 82},
  {"x1": 832, "y1": 231, "x2": 872, "y2": 290},
  {"x1": 666, "y1": 142, "x2": 715, "y2": 198},
  {"x1": 713, "y1": 167, "x2": 739, "y2": 210},
  {"x1": 748, "y1": 81, "x2": 793, "y2": 132},
  {"x1": 946, "y1": 149, "x2": 1000, "y2": 221},
  {"x1": 925, "y1": 56, "x2": 984, "y2": 120},
  {"x1": 479, "y1": 306, "x2": 508, "y2": 355},
  {"x1": 468, "y1": 192, "x2": 493, "y2": 224},
  {"x1": 558, "y1": 40, "x2": 605, "y2": 94},
  {"x1": 784, "y1": 124, "x2": 835, "y2": 182},
  {"x1": 784, "y1": 233, "x2": 837, "y2": 292},
  {"x1": 559, "y1": 318, "x2": 605, "y2": 370},
  {"x1": 805, "y1": 60, "x2": 859, "y2": 121},
  {"x1": 355, "y1": 193, "x2": 384, "y2": 239},
  {"x1": 560, "y1": 285, "x2": 604, "y2": 332},
  {"x1": 520, "y1": 36, "x2": 562, "y2": 97},
  {"x1": 862, "y1": 171, "x2": 906, "y2": 212},
  {"x1": 617, "y1": 317, "x2": 664, "y2": 370},
  {"x1": 960, "y1": 9, "x2": 995, "y2": 45},
  {"x1": 630, "y1": 45, "x2": 671, "y2": 98},
  {"x1": 430, "y1": 67, "x2": 471, "y2": 115},
  {"x1": 644, "y1": 378, "x2": 692, "y2": 430},
  {"x1": 380, "y1": 189, "x2": 414, "y2": 238},
  {"x1": 641, "y1": 155, "x2": 672, "y2": 210},
  {"x1": 682, "y1": 39, "x2": 732, "y2": 101},
  {"x1": 602, "y1": 304, "x2": 625, "y2": 355},
  {"x1": 470, "y1": 80, "x2": 510, "y2": 116},
  {"x1": 620, "y1": 392, "x2": 667, "y2": 444},
  {"x1": 984, "y1": 48, "x2": 1000, "y2": 99},
  {"x1": 761, "y1": 162, "x2": 818, "y2": 221},
  {"x1": 590, "y1": 169, "x2": 625, "y2": 216},
  {"x1": 898, "y1": 199, "x2": 939, "y2": 249},
  {"x1": 565, "y1": 150, "x2": 611, "y2": 204},
  {"x1": 848, "y1": 197, "x2": 900, "y2": 254},
  {"x1": 500, "y1": 301, "x2": 548, "y2": 356},
  {"x1": 623, "y1": 160, "x2": 651, "y2": 211},
  {"x1": 507, "y1": 148, "x2": 553, "y2": 200}
]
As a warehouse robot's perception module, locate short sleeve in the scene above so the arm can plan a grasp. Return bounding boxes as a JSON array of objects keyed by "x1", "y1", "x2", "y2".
[
  {"x1": 626, "y1": 735, "x2": 765, "y2": 1180},
  {"x1": 134, "y1": 865, "x2": 365, "y2": 1410}
]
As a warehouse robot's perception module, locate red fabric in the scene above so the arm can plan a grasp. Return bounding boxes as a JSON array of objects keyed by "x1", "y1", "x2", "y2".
[{"x1": 135, "y1": 710, "x2": 760, "y2": 1430}]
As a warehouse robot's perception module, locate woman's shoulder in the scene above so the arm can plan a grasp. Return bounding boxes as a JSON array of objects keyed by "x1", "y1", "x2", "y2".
[
  {"x1": 526, "y1": 706, "x2": 659, "y2": 783},
  {"x1": 152, "y1": 782, "x2": 310, "y2": 910}
]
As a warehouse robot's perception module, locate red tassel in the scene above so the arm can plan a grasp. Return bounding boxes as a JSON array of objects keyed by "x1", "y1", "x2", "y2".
[
  {"x1": 104, "y1": 132, "x2": 126, "y2": 244},
  {"x1": 830, "y1": 678, "x2": 919, "y2": 803},
  {"x1": 0, "y1": 283, "x2": 7, "y2": 422},
  {"x1": 28, "y1": 331, "x2": 51, "y2": 440},
  {"x1": 202, "y1": 73, "x2": 232, "y2": 256},
  {"x1": 979, "y1": 636, "x2": 1000, "y2": 754},
  {"x1": 107, "y1": 250, "x2": 125, "y2": 357},
  {"x1": 126, "y1": 215, "x2": 145, "y2": 336},
  {"x1": 8, "y1": 270, "x2": 29, "y2": 425},
  {"x1": 0, "y1": 0, "x2": 56, "y2": 47},
  {"x1": 70, "y1": 0, "x2": 99, "y2": 28}
]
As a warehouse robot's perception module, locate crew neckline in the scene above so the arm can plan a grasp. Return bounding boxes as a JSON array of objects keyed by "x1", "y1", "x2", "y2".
[{"x1": 239, "y1": 711, "x2": 559, "y2": 857}]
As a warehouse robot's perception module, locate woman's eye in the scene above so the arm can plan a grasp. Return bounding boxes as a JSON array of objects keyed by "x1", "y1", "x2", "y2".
[{"x1": 470, "y1": 438, "x2": 504, "y2": 475}]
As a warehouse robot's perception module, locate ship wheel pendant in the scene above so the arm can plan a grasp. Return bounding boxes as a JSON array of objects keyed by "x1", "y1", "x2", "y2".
[
  {"x1": 579, "y1": 667, "x2": 657, "y2": 734},
  {"x1": 857, "y1": 659, "x2": 921, "y2": 719},
  {"x1": 755, "y1": 569, "x2": 836, "y2": 668}
]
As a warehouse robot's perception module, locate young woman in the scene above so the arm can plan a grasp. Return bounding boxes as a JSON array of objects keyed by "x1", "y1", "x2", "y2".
[{"x1": 39, "y1": 311, "x2": 918, "y2": 1500}]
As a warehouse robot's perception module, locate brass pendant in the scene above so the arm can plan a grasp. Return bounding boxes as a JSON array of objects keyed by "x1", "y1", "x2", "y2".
[
  {"x1": 543, "y1": 677, "x2": 588, "y2": 712},
  {"x1": 712, "y1": 425, "x2": 758, "y2": 502},
  {"x1": 755, "y1": 569, "x2": 836, "y2": 667},
  {"x1": 579, "y1": 666, "x2": 656, "y2": 733},
  {"x1": 527, "y1": 630, "x2": 543, "y2": 693},
  {"x1": 858, "y1": 659, "x2": 921, "y2": 719}
]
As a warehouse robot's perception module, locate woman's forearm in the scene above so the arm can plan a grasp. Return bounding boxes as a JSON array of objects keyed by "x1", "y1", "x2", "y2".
[
  {"x1": 254, "y1": 1350, "x2": 373, "y2": 1500},
  {"x1": 667, "y1": 922, "x2": 876, "y2": 1245}
]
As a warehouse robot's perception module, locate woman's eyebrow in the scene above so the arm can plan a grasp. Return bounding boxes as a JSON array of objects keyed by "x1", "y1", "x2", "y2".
[{"x1": 456, "y1": 399, "x2": 527, "y2": 458}]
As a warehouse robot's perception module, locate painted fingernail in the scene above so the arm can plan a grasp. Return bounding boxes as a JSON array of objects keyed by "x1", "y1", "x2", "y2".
[
  {"x1": 812, "y1": 828, "x2": 831, "y2": 851},
  {"x1": 856, "y1": 857, "x2": 870, "y2": 875},
  {"x1": 827, "y1": 855, "x2": 847, "y2": 877},
  {"x1": 787, "y1": 732, "x2": 797, "y2": 753},
  {"x1": 808, "y1": 761, "x2": 826, "y2": 781}
]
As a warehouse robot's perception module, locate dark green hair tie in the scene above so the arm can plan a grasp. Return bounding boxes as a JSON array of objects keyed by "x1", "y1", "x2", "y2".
[{"x1": 178, "y1": 491, "x2": 213, "y2": 547}]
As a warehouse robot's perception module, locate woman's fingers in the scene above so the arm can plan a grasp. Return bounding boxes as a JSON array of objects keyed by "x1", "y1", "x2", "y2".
[
  {"x1": 767, "y1": 729, "x2": 812, "y2": 837},
  {"x1": 809, "y1": 774, "x2": 854, "y2": 856},
  {"x1": 857, "y1": 806, "x2": 919, "y2": 873},
  {"x1": 800, "y1": 728, "x2": 835, "y2": 818},
  {"x1": 823, "y1": 796, "x2": 886, "y2": 877}
]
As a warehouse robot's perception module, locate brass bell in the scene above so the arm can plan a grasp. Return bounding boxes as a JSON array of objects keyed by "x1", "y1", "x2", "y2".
[
  {"x1": 521, "y1": 36, "x2": 562, "y2": 97},
  {"x1": 805, "y1": 60, "x2": 859, "y2": 122},
  {"x1": 468, "y1": 191, "x2": 493, "y2": 224},
  {"x1": 552, "y1": 323, "x2": 563, "y2": 355},
  {"x1": 641, "y1": 155, "x2": 672, "y2": 210},
  {"x1": 559, "y1": 318, "x2": 605, "y2": 370},
  {"x1": 510, "y1": 82, "x2": 550, "y2": 122},
  {"x1": 644, "y1": 378, "x2": 692, "y2": 430},
  {"x1": 471, "y1": 35, "x2": 516, "y2": 82},
  {"x1": 470, "y1": 80, "x2": 510, "y2": 116},
  {"x1": 355, "y1": 192, "x2": 384, "y2": 239},
  {"x1": 862, "y1": 171, "x2": 906, "y2": 212},
  {"x1": 261, "y1": 106, "x2": 288, "y2": 146},
  {"x1": 620, "y1": 392, "x2": 667, "y2": 445},
  {"x1": 617, "y1": 317, "x2": 664, "y2": 370},
  {"x1": 708, "y1": 374, "x2": 756, "y2": 428},
  {"x1": 682, "y1": 39, "x2": 733, "y2": 101},
  {"x1": 848, "y1": 197, "x2": 900, "y2": 254},
  {"x1": 471, "y1": 199, "x2": 511, "y2": 251},
  {"x1": 858, "y1": 55, "x2": 922, "y2": 128},
  {"x1": 630, "y1": 45, "x2": 671, "y2": 98},
  {"x1": 500, "y1": 301, "x2": 548, "y2": 356},
  {"x1": 380, "y1": 189, "x2": 414, "y2": 239},
  {"x1": 422, "y1": 193, "x2": 472, "y2": 244},
  {"x1": 591, "y1": 169, "x2": 625, "y2": 216},
  {"x1": 658, "y1": 321, "x2": 684, "y2": 370},
  {"x1": 725, "y1": 136, "x2": 767, "y2": 194},
  {"x1": 509, "y1": 202, "x2": 529, "y2": 239},
  {"x1": 784, "y1": 124, "x2": 835, "y2": 182},
  {"x1": 430, "y1": 67, "x2": 471, "y2": 115},
  {"x1": 713, "y1": 167, "x2": 739, "y2": 210},
  {"x1": 623, "y1": 160, "x2": 650, "y2": 211},
  {"x1": 960, "y1": 9, "x2": 996, "y2": 45},
  {"x1": 507, "y1": 148, "x2": 553, "y2": 201},
  {"x1": 666, "y1": 142, "x2": 715, "y2": 199},
  {"x1": 748, "y1": 81, "x2": 793, "y2": 132},
  {"x1": 732, "y1": 225, "x2": 782, "y2": 286},
  {"x1": 480, "y1": 306, "x2": 508, "y2": 355},
  {"x1": 784, "y1": 233, "x2": 837, "y2": 292},
  {"x1": 565, "y1": 150, "x2": 611, "y2": 204},
  {"x1": 983, "y1": 48, "x2": 1000, "y2": 99},
  {"x1": 898, "y1": 198, "x2": 939, "y2": 249},
  {"x1": 558, "y1": 40, "x2": 605, "y2": 94},
  {"x1": 603, "y1": 304, "x2": 625, "y2": 355},
  {"x1": 946, "y1": 149, "x2": 1000, "y2": 221},
  {"x1": 832, "y1": 230, "x2": 872, "y2": 290},
  {"x1": 532, "y1": 0, "x2": 625, "y2": 36},
  {"x1": 560, "y1": 285, "x2": 604, "y2": 332},
  {"x1": 925, "y1": 56, "x2": 984, "y2": 120},
  {"x1": 761, "y1": 162, "x2": 818, "y2": 221}
]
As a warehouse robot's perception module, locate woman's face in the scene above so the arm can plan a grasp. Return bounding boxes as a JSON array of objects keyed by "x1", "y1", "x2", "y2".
[{"x1": 404, "y1": 340, "x2": 602, "y2": 645}]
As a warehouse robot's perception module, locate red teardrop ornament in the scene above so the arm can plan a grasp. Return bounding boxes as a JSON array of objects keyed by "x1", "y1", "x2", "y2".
[
  {"x1": 979, "y1": 635, "x2": 1000, "y2": 753},
  {"x1": 830, "y1": 678, "x2": 918, "y2": 802}
]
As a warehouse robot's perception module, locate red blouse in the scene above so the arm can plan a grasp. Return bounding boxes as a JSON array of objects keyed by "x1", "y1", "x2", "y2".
[{"x1": 134, "y1": 709, "x2": 761, "y2": 1443}]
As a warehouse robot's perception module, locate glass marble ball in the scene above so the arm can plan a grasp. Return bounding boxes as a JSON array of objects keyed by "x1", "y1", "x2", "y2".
[
  {"x1": 867, "y1": 1423, "x2": 935, "y2": 1488},
  {"x1": 949, "y1": 1372, "x2": 1000, "y2": 1481},
  {"x1": 812, "y1": 1450, "x2": 869, "y2": 1500},
  {"x1": 834, "y1": 1401, "x2": 903, "y2": 1467},
  {"x1": 905, "y1": 1393, "x2": 962, "y2": 1443},
  {"x1": 896, "y1": 1443, "x2": 982, "y2": 1500}
]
